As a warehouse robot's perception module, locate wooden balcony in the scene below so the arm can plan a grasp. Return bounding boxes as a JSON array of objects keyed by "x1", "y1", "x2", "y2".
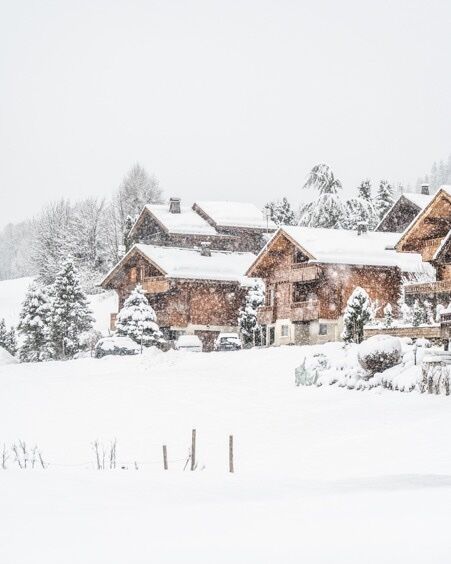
[
  {"x1": 405, "y1": 279, "x2": 451, "y2": 296},
  {"x1": 290, "y1": 300, "x2": 319, "y2": 322},
  {"x1": 141, "y1": 277, "x2": 170, "y2": 294},
  {"x1": 419, "y1": 237, "x2": 444, "y2": 261},
  {"x1": 290, "y1": 263, "x2": 321, "y2": 282},
  {"x1": 257, "y1": 305, "x2": 275, "y2": 325}
]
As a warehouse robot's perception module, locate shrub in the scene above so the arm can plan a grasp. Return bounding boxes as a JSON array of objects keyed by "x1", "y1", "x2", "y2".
[{"x1": 358, "y1": 335, "x2": 402, "y2": 375}]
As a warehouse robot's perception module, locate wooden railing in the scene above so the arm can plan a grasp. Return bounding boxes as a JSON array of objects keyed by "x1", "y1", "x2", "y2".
[
  {"x1": 141, "y1": 277, "x2": 170, "y2": 294},
  {"x1": 405, "y1": 279, "x2": 451, "y2": 295},
  {"x1": 290, "y1": 300, "x2": 319, "y2": 322},
  {"x1": 291, "y1": 263, "x2": 321, "y2": 282}
]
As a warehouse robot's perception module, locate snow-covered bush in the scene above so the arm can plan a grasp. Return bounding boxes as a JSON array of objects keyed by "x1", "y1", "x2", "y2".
[
  {"x1": 295, "y1": 353, "x2": 329, "y2": 386},
  {"x1": 358, "y1": 335, "x2": 402, "y2": 375},
  {"x1": 116, "y1": 284, "x2": 163, "y2": 347},
  {"x1": 0, "y1": 346, "x2": 18, "y2": 366}
]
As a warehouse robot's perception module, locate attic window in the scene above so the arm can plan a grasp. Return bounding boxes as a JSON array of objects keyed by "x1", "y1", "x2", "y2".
[{"x1": 293, "y1": 248, "x2": 308, "y2": 264}]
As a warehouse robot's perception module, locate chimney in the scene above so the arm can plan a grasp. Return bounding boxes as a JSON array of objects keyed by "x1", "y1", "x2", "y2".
[
  {"x1": 421, "y1": 183, "x2": 430, "y2": 195},
  {"x1": 357, "y1": 221, "x2": 368, "y2": 236},
  {"x1": 169, "y1": 197, "x2": 181, "y2": 214},
  {"x1": 200, "y1": 241, "x2": 211, "y2": 257}
]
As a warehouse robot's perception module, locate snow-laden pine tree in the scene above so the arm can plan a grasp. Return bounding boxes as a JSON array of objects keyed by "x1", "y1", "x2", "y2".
[
  {"x1": 383, "y1": 303, "x2": 393, "y2": 328},
  {"x1": 18, "y1": 284, "x2": 52, "y2": 362},
  {"x1": 375, "y1": 180, "x2": 394, "y2": 221},
  {"x1": 238, "y1": 280, "x2": 265, "y2": 347},
  {"x1": 0, "y1": 319, "x2": 7, "y2": 350},
  {"x1": 48, "y1": 259, "x2": 94, "y2": 359},
  {"x1": 115, "y1": 284, "x2": 163, "y2": 347},
  {"x1": 266, "y1": 197, "x2": 296, "y2": 226},
  {"x1": 344, "y1": 179, "x2": 379, "y2": 230},
  {"x1": 299, "y1": 164, "x2": 347, "y2": 228},
  {"x1": 412, "y1": 300, "x2": 424, "y2": 327},
  {"x1": 342, "y1": 287, "x2": 373, "y2": 343},
  {"x1": 5, "y1": 327, "x2": 18, "y2": 357}
]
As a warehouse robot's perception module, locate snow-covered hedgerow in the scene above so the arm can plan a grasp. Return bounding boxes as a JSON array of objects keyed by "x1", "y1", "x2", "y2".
[{"x1": 296, "y1": 337, "x2": 435, "y2": 393}]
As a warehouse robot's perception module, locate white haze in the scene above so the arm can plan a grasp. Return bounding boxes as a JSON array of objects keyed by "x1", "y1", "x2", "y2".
[{"x1": 1, "y1": 0, "x2": 450, "y2": 228}]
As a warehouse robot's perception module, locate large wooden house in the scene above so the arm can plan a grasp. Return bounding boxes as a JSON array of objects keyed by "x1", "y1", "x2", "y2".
[
  {"x1": 129, "y1": 198, "x2": 276, "y2": 253},
  {"x1": 395, "y1": 185, "x2": 451, "y2": 312},
  {"x1": 101, "y1": 243, "x2": 255, "y2": 351},
  {"x1": 246, "y1": 226, "x2": 426, "y2": 346}
]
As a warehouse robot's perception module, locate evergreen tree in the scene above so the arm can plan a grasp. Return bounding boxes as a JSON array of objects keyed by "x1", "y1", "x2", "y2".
[
  {"x1": 344, "y1": 179, "x2": 378, "y2": 230},
  {"x1": 266, "y1": 197, "x2": 296, "y2": 226},
  {"x1": 48, "y1": 259, "x2": 94, "y2": 359},
  {"x1": 412, "y1": 300, "x2": 424, "y2": 327},
  {"x1": 342, "y1": 287, "x2": 373, "y2": 344},
  {"x1": 238, "y1": 280, "x2": 265, "y2": 347},
  {"x1": 4, "y1": 327, "x2": 18, "y2": 356},
  {"x1": 375, "y1": 180, "x2": 394, "y2": 220},
  {"x1": 123, "y1": 215, "x2": 134, "y2": 252},
  {"x1": 18, "y1": 284, "x2": 52, "y2": 362},
  {"x1": 383, "y1": 303, "x2": 393, "y2": 328},
  {"x1": 115, "y1": 284, "x2": 163, "y2": 347},
  {"x1": 0, "y1": 318, "x2": 7, "y2": 349},
  {"x1": 299, "y1": 163, "x2": 347, "y2": 228}
]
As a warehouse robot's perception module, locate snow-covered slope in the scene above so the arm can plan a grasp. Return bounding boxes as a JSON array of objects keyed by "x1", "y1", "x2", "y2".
[
  {"x1": 1, "y1": 344, "x2": 451, "y2": 563},
  {"x1": 0, "y1": 276, "x2": 117, "y2": 333}
]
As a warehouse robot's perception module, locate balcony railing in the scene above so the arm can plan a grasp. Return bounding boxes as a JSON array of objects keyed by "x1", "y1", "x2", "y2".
[
  {"x1": 141, "y1": 277, "x2": 170, "y2": 294},
  {"x1": 405, "y1": 279, "x2": 451, "y2": 295},
  {"x1": 291, "y1": 263, "x2": 321, "y2": 282},
  {"x1": 290, "y1": 300, "x2": 319, "y2": 322}
]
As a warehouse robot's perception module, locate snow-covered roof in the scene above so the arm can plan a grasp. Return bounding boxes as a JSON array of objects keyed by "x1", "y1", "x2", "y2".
[
  {"x1": 402, "y1": 192, "x2": 433, "y2": 209},
  {"x1": 194, "y1": 201, "x2": 277, "y2": 230},
  {"x1": 134, "y1": 244, "x2": 254, "y2": 283},
  {"x1": 140, "y1": 204, "x2": 218, "y2": 236},
  {"x1": 251, "y1": 226, "x2": 430, "y2": 274}
]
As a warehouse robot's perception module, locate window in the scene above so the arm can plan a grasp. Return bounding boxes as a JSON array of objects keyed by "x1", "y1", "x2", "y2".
[
  {"x1": 293, "y1": 248, "x2": 308, "y2": 264},
  {"x1": 281, "y1": 325, "x2": 289, "y2": 337},
  {"x1": 292, "y1": 282, "x2": 317, "y2": 304},
  {"x1": 319, "y1": 323, "x2": 327, "y2": 336},
  {"x1": 265, "y1": 287, "x2": 275, "y2": 306}
]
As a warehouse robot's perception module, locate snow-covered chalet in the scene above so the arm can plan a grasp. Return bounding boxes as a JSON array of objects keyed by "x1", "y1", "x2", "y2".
[
  {"x1": 246, "y1": 225, "x2": 428, "y2": 346},
  {"x1": 376, "y1": 185, "x2": 432, "y2": 233},
  {"x1": 102, "y1": 199, "x2": 276, "y2": 350}
]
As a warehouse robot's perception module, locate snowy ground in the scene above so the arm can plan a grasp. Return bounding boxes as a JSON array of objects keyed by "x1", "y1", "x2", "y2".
[{"x1": 1, "y1": 344, "x2": 451, "y2": 563}]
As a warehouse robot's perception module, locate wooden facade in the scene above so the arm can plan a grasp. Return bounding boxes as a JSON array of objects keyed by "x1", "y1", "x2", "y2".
[
  {"x1": 396, "y1": 186, "x2": 451, "y2": 312},
  {"x1": 376, "y1": 192, "x2": 431, "y2": 233},
  {"x1": 247, "y1": 229, "x2": 403, "y2": 346},
  {"x1": 101, "y1": 246, "x2": 250, "y2": 351}
]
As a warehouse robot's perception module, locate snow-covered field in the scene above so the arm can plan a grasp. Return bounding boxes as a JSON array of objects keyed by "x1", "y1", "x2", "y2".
[{"x1": 1, "y1": 344, "x2": 451, "y2": 563}]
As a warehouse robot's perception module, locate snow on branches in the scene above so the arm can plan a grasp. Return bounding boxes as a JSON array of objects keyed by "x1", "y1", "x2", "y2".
[{"x1": 115, "y1": 284, "x2": 163, "y2": 347}]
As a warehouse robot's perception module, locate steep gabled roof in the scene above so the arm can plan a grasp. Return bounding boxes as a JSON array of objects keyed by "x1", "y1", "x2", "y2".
[
  {"x1": 101, "y1": 244, "x2": 255, "y2": 287},
  {"x1": 395, "y1": 186, "x2": 451, "y2": 251},
  {"x1": 193, "y1": 201, "x2": 277, "y2": 230},
  {"x1": 246, "y1": 226, "x2": 429, "y2": 276},
  {"x1": 433, "y1": 229, "x2": 451, "y2": 262},
  {"x1": 375, "y1": 192, "x2": 433, "y2": 231},
  {"x1": 129, "y1": 204, "x2": 219, "y2": 239}
]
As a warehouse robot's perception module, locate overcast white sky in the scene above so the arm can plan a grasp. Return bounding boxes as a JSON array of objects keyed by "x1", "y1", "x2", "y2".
[{"x1": 1, "y1": 0, "x2": 450, "y2": 229}]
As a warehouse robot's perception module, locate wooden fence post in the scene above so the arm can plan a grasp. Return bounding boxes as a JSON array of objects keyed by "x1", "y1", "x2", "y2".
[
  {"x1": 191, "y1": 429, "x2": 196, "y2": 471},
  {"x1": 229, "y1": 435, "x2": 234, "y2": 473},
  {"x1": 163, "y1": 445, "x2": 168, "y2": 470}
]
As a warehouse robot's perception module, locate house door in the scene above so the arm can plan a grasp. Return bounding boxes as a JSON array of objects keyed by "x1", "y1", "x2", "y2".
[
  {"x1": 294, "y1": 322, "x2": 310, "y2": 345},
  {"x1": 268, "y1": 327, "x2": 275, "y2": 346}
]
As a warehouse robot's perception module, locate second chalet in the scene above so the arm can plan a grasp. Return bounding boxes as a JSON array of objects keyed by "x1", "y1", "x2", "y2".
[{"x1": 246, "y1": 225, "x2": 429, "y2": 346}]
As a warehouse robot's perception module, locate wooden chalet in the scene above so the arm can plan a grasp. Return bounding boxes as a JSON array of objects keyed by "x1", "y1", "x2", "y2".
[
  {"x1": 129, "y1": 198, "x2": 276, "y2": 253},
  {"x1": 246, "y1": 226, "x2": 426, "y2": 346},
  {"x1": 376, "y1": 188, "x2": 432, "y2": 233},
  {"x1": 395, "y1": 185, "x2": 451, "y2": 317},
  {"x1": 101, "y1": 243, "x2": 255, "y2": 351}
]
